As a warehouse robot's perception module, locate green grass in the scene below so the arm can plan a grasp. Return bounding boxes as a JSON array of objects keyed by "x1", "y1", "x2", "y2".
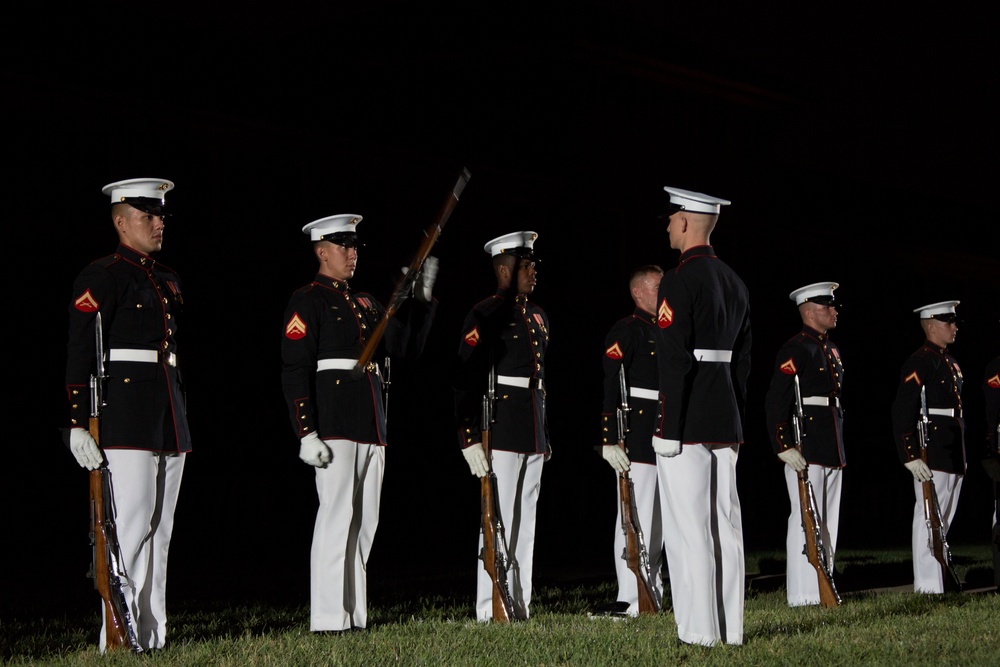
[{"x1": 3, "y1": 547, "x2": 997, "y2": 666}]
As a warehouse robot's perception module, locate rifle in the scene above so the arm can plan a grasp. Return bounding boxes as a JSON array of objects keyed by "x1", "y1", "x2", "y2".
[
  {"x1": 479, "y1": 365, "x2": 516, "y2": 623},
  {"x1": 616, "y1": 365, "x2": 660, "y2": 614},
  {"x1": 792, "y1": 374, "x2": 842, "y2": 608},
  {"x1": 917, "y1": 385, "x2": 962, "y2": 592},
  {"x1": 87, "y1": 313, "x2": 142, "y2": 652},
  {"x1": 355, "y1": 167, "x2": 471, "y2": 372}
]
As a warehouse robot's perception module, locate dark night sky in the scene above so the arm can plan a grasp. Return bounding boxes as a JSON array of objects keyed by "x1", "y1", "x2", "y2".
[{"x1": 3, "y1": 2, "x2": 998, "y2": 612}]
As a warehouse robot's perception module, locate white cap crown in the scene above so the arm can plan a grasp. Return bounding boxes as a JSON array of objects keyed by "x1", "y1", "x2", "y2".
[
  {"x1": 484, "y1": 231, "x2": 538, "y2": 256},
  {"x1": 789, "y1": 281, "x2": 840, "y2": 306},
  {"x1": 663, "y1": 186, "x2": 731, "y2": 215},
  {"x1": 302, "y1": 214, "x2": 363, "y2": 241},
  {"x1": 914, "y1": 300, "x2": 960, "y2": 319},
  {"x1": 102, "y1": 178, "x2": 174, "y2": 204}
]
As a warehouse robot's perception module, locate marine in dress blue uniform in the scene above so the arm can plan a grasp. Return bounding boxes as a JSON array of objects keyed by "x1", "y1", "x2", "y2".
[
  {"x1": 598, "y1": 265, "x2": 665, "y2": 616},
  {"x1": 891, "y1": 300, "x2": 965, "y2": 594},
  {"x1": 651, "y1": 187, "x2": 750, "y2": 646},
  {"x1": 983, "y1": 351, "x2": 1000, "y2": 584},
  {"x1": 65, "y1": 178, "x2": 190, "y2": 651},
  {"x1": 764, "y1": 282, "x2": 846, "y2": 606},
  {"x1": 281, "y1": 214, "x2": 436, "y2": 631},
  {"x1": 454, "y1": 231, "x2": 549, "y2": 621}
]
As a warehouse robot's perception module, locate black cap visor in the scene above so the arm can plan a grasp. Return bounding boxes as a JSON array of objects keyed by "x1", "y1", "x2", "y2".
[
  {"x1": 119, "y1": 197, "x2": 167, "y2": 216},
  {"x1": 805, "y1": 295, "x2": 841, "y2": 308},
  {"x1": 319, "y1": 232, "x2": 364, "y2": 248}
]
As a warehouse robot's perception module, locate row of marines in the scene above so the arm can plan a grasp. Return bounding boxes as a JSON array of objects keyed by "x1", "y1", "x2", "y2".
[{"x1": 64, "y1": 178, "x2": 999, "y2": 651}]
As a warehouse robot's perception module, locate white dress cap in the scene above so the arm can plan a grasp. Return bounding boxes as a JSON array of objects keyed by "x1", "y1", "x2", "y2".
[
  {"x1": 663, "y1": 186, "x2": 731, "y2": 215},
  {"x1": 914, "y1": 300, "x2": 960, "y2": 319},
  {"x1": 484, "y1": 231, "x2": 538, "y2": 256},
  {"x1": 789, "y1": 281, "x2": 840, "y2": 306},
  {"x1": 302, "y1": 214, "x2": 363, "y2": 241},
  {"x1": 102, "y1": 178, "x2": 174, "y2": 204}
]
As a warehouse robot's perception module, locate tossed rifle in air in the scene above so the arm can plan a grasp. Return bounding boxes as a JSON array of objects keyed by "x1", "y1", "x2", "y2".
[
  {"x1": 479, "y1": 365, "x2": 517, "y2": 623},
  {"x1": 355, "y1": 167, "x2": 471, "y2": 373},
  {"x1": 791, "y1": 374, "x2": 842, "y2": 608},
  {"x1": 87, "y1": 312, "x2": 142, "y2": 652},
  {"x1": 917, "y1": 385, "x2": 962, "y2": 592},
  {"x1": 615, "y1": 365, "x2": 661, "y2": 614}
]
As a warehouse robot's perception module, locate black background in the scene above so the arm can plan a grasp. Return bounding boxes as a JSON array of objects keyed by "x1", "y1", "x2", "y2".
[{"x1": 3, "y1": 2, "x2": 998, "y2": 612}]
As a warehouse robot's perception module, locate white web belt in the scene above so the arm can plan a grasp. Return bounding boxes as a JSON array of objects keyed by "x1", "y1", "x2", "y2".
[
  {"x1": 629, "y1": 387, "x2": 658, "y2": 401},
  {"x1": 693, "y1": 348, "x2": 732, "y2": 362},
  {"x1": 108, "y1": 348, "x2": 177, "y2": 367}
]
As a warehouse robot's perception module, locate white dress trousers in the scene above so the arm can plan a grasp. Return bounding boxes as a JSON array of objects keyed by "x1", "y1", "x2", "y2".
[
  {"x1": 911, "y1": 470, "x2": 962, "y2": 594},
  {"x1": 311, "y1": 439, "x2": 385, "y2": 631},
  {"x1": 612, "y1": 461, "x2": 664, "y2": 615},
  {"x1": 102, "y1": 450, "x2": 186, "y2": 651},
  {"x1": 476, "y1": 450, "x2": 544, "y2": 621},
  {"x1": 657, "y1": 443, "x2": 744, "y2": 646},
  {"x1": 783, "y1": 463, "x2": 842, "y2": 606}
]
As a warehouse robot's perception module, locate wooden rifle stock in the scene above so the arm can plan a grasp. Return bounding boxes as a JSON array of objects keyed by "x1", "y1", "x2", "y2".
[
  {"x1": 791, "y1": 375, "x2": 841, "y2": 607},
  {"x1": 356, "y1": 167, "x2": 471, "y2": 370},
  {"x1": 796, "y1": 464, "x2": 842, "y2": 608},
  {"x1": 480, "y1": 429, "x2": 516, "y2": 623},
  {"x1": 617, "y1": 441, "x2": 660, "y2": 615},
  {"x1": 916, "y1": 386, "x2": 962, "y2": 592},
  {"x1": 920, "y1": 451, "x2": 962, "y2": 592},
  {"x1": 88, "y1": 419, "x2": 140, "y2": 652}
]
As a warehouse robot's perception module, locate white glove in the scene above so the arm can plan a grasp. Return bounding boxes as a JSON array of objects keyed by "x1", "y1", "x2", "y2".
[
  {"x1": 601, "y1": 445, "x2": 631, "y2": 472},
  {"x1": 414, "y1": 256, "x2": 439, "y2": 303},
  {"x1": 904, "y1": 459, "x2": 933, "y2": 482},
  {"x1": 652, "y1": 435, "x2": 681, "y2": 458},
  {"x1": 462, "y1": 443, "x2": 489, "y2": 477},
  {"x1": 69, "y1": 428, "x2": 103, "y2": 470},
  {"x1": 299, "y1": 433, "x2": 332, "y2": 468},
  {"x1": 778, "y1": 448, "x2": 808, "y2": 472}
]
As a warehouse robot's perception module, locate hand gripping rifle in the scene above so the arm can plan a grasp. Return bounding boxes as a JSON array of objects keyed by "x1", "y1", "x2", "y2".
[
  {"x1": 616, "y1": 365, "x2": 661, "y2": 614},
  {"x1": 917, "y1": 385, "x2": 962, "y2": 592},
  {"x1": 792, "y1": 374, "x2": 842, "y2": 608},
  {"x1": 87, "y1": 313, "x2": 142, "y2": 652},
  {"x1": 480, "y1": 365, "x2": 517, "y2": 622},
  {"x1": 355, "y1": 167, "x2": 471, "y2": 373}
]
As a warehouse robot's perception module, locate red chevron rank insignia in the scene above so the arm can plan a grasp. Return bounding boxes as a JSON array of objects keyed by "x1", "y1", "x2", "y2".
[
  {"x1": 74, "y1": 289, "x2": 99, "y2": 312},
  {"x1": 779, "y1": 358, "x2": 797, "y2": 375},
  {"x1": 285, "y1": 313, "x2": 307, "y2": 340},
  {"x1": 606, "y1": 342, "x2": 623, "y2": 359},
  {"x1": 657, "y1": 298, "x2": 673, "y2": 328},
  {"x1": 464, "y1": 327, "x2": 480, "y2": 346},
  {"x1": 903, "y1": 371, "x2": 921, "y2": 386},
  {"x1": 988, "y1": 374, "x2": 1000, "y2": 389}
]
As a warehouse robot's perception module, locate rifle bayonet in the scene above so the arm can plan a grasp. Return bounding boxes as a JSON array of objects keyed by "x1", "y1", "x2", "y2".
[
  {"x1": 617, "y1": 365, "x2": 630, "y2": 441},
  {"x1": 792, "y1": 373, "x2": 805, "y2": 446},
  {"x1": 90, "y1": 312, "x2": 107, "y2": 421}
]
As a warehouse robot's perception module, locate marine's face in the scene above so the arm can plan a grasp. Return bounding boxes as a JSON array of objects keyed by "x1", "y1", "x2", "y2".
[
  {"x1": 633, "y1": 273, "x2": 662, "y2": 314},
  {"x1": 804, "y1": 302, "x2": 838, "y2": 333},
  {"x1": 516, "y1": 258, "x2": 537, "y2": 294},
  {"x1": 927, "y1": 319, "x2": 958, "y2": 346},
  {"x1": 115, "y1": 205, "x2": 165, "y2": 255},
  {"x1": 321, "y1": 241, "x2": 358, "y2": 282}
]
